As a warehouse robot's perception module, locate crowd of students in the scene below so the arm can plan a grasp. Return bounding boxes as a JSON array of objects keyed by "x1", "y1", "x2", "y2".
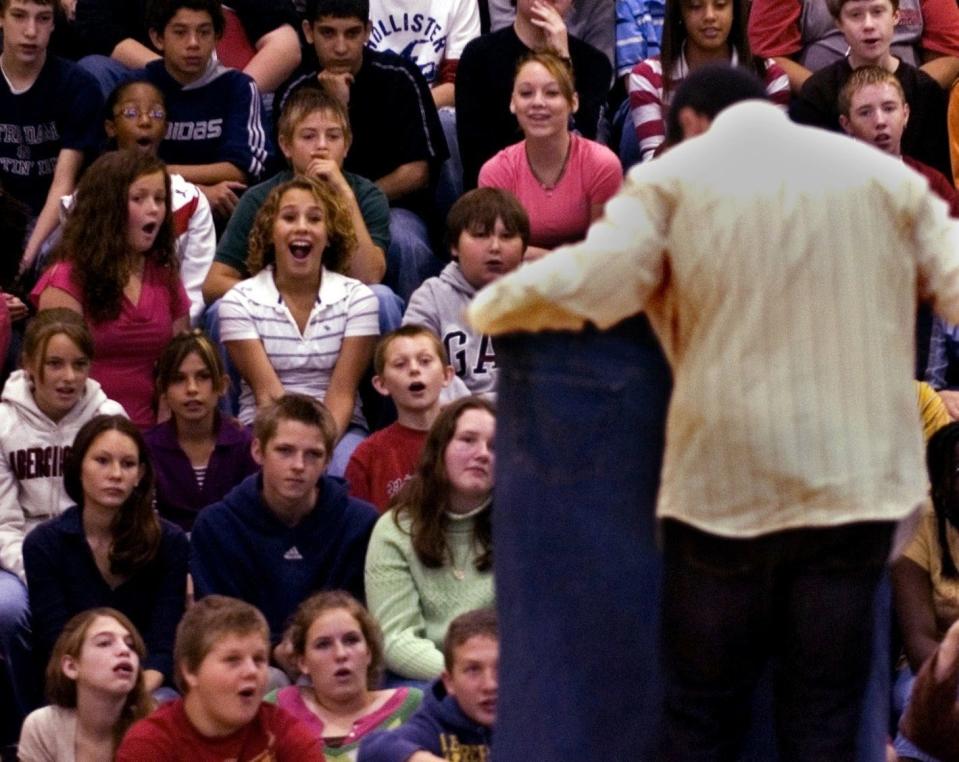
[{"x1": 2, "y1": 0, "x2": 959, "y2": 758}]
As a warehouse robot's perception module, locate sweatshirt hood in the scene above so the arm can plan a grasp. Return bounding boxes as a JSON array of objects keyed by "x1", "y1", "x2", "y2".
[
  {"x1": 438, "y1": 262, "x2": 477, "y2": 298},
  {"x1": 424, "y1": 679, "x2": 493, "y2": 739},
  {"x1": 1, "y1": 370, "x2": 115, "y2": 430},
  {"x1": 146, "y1": 54, "x2": 230, "y2": 91},
  {"x1": 222, "y1": 471, "x2": 352, "y2": 530}
]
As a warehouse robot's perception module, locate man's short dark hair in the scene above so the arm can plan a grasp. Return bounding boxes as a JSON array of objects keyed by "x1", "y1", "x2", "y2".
[
  {"x1": 665, "y1": 63, "x2": 768, "y2": 146},
  {"x1": 146, "y1": 0, "x2": 226, "y2": 37},
  {"x1": 304, "y1": 0, "x2": 369, "y2": 23}
]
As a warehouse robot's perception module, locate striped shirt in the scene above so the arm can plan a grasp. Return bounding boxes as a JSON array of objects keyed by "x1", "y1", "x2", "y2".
[
  {"x1": 627, "y1": 48, "x2": 790, "y2": 162},
  {"x1": 219, "y1": 267, "x2": 379, "y2": 426}
]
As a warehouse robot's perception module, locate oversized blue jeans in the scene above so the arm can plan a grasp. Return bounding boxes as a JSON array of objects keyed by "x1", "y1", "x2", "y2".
[
  {"x1": 491, "y1": 319, "x2": 890, "y2": 761},
  {"x1": 492, "y1": 316, "x2": 671, "y2": 760},
  {"x1": 0, "y1": 569, "x2": 36, "y2": 744}
]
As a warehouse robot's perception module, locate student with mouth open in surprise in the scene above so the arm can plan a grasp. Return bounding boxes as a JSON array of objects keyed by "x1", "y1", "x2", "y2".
[
  {"x1": 31, "y1": 150, "x2": 192, "y2": 431},
  {"x1": 265, "y1": 591, "x2": 424, "y2": 759},
  {"x1": 217, "y1": 176, "x2": 380, "y2": 475},
  {"x1": 18, "y1": 608, "x2": 155, "y2": 761},
  {"x1": 117, "y1": 595, "x2": 324, "y2": 760}
]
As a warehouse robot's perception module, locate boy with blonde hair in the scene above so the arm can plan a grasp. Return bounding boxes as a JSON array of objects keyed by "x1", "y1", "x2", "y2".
[{"x1": 345, "y1": 326, "x2": 455, "y2": 510}]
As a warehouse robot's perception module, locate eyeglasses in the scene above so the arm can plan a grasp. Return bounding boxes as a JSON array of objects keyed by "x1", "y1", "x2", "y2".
[{"x1": 115, "y1": 105, "x2": 166, "y2": 121}]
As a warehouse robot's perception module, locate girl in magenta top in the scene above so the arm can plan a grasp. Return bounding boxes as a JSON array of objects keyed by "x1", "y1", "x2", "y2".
[
  {"x1": 479, "y1": 51, "x2": 622, "y2": 260},
  {"x1": 264, "y1": 591, "x2": 422, "y2": 759},
  {"x1": 32, "y1": 151, "x2": 190, "y2": 429}
]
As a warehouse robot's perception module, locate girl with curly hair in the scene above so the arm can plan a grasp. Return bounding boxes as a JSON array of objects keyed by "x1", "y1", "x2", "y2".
[
  {"x1": 365, "y1": 396, "x2": 495, "y2": 682},
  {"x1": 18, "y1": 608, "x2": 153, "y2": 761},
  {"x1": 219, "y1": 176, "x2": 379, "y2": 475},
  {"x1": 31, "y1": 150, "x2": 191, "y2": 429},
  {"x1": 23, "y1": 414, "x2": 188, "y2": 695}
]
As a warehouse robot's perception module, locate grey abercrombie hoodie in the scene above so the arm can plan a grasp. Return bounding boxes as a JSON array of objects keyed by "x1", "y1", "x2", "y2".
[
  {"x1": 0, "y1": 371, "x2": 125, "y2": 580},
  {"x1": 402, "y1": 262, "x2": 497, "y2": 399}
]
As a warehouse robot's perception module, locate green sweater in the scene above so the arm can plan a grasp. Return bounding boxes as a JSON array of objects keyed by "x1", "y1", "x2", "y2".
[{"x1": 364, "y1": 507, "x2": 494, "y2": 680}]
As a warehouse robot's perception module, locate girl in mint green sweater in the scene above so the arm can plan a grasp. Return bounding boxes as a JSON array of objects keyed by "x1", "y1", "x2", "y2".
[{"x1": 364, "y1": 397, "x2": 496, "y2": 681}]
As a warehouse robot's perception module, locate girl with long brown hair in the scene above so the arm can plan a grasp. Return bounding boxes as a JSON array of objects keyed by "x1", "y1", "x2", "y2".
[
  {"x1": 23, "y1": 415, "x2": 188, "y2": 695},
  {"x1": 31, "y1": 150, "x2": 191, "y2": 429},
  {"x1": 365, "y1": 396, "x2": 495, "y2": 681}
]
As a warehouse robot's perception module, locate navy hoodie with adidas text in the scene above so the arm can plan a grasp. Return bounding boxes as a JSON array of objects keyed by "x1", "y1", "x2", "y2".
[{"x1": 190, "y1": 472, "x2": 377, "y2": 642}]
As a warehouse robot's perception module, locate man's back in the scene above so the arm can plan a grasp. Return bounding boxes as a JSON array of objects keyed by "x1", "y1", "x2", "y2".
[{"x1": 472, "y1": 101, "x2": 959, "y2": 536}]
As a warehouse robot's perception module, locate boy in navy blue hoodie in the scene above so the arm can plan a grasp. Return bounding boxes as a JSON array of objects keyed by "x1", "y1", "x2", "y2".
[
  {"x1": 359, "y1": 608, "x2": 497, "y2": 762},
  {"x1": 144, "y1": 0, "x2": 269, "y2": 220},
  {"x1": 189, "y1": 394, "x2": 378, "y2": 675}
]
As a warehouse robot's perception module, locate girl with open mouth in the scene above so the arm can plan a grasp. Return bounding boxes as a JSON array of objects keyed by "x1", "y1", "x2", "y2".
[
  {"x1": 31, "y1": 150, "x2": 192, "y2": 430},
  {"x1": 218, "y1": 176, "x2": 379, "y2": 477},
  {"x1": 265, "y1": 591, "x2": 423, "y2": 759},
  {"x1": 18, "y1": 607, "x2": 153, "y2": 761}
]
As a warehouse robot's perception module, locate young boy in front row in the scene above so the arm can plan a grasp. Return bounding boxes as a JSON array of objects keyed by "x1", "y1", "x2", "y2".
[
  {"x1": 402, "y1": 188, "x2": 529, "y2": 400},
  {"x1": 116, "y1": 595, "x2": 323, "y2": 759},
  {"x1": 359, "y1": 608, "x2": 497, "y2": 762},
  {"x1": 345, "y1": 326, "x2": 455, "y2": 511}
]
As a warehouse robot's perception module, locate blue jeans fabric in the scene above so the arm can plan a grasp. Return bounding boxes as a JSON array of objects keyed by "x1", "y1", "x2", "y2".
[
  {"x1": 328, "y1": 424, "x2": 366, "y2": 478},
  {"x1": 368, "y1": 284, "x2": 405, "y2": 335},
  {"x1": 435, "y1": 107, "x2": 463, "y2": 225},
  {"x1": 491, "y1": 316, "x2": 672, "y2": 760},
  {"x1": 384, "y1": 208, "x2": 443, "y2": 303},
  {"x1": 0, "y1": 569, "x2": 36, "y2": 742},
  {"x1": 615, "y1": 98, "x2": 642, "y2": 172},
  {"x1": 76, "y1": 54, "x2": 132, "y2": 99}
]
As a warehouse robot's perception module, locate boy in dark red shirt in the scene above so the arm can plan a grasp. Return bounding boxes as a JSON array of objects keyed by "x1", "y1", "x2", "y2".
[{"x1": 117, "y1": 596, "x2": 323, "y2": 760}]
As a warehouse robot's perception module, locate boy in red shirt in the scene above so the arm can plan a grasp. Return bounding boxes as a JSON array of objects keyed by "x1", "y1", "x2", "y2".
[
  {"x1": 345, "y1": 325, "x2": 454, "y2": 511},
  {"x1": 117, "y1": 596, "x2": 323, "y2": 760}
]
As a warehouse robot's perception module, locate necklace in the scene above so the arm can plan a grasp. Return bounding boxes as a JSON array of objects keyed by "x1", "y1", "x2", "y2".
[{"x1": 525, "y1": 137, "x2": 572, "y2": 196}]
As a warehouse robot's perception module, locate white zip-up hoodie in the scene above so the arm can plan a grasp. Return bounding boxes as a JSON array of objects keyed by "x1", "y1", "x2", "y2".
[{"x1": 0, "y1": 371, "x2": 125, "y2": 581}]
